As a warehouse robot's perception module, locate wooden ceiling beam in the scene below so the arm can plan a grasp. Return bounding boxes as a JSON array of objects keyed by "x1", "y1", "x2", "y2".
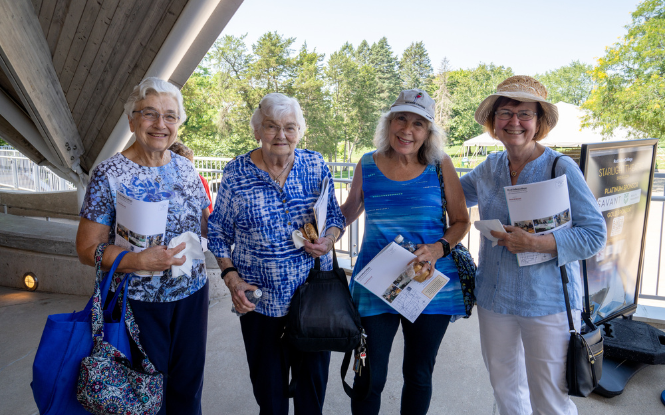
[
  {"x1": 79, "y1": 0, "x2": 185, "y2": 158},
  {"x1": 0, "y1": 0, "x2": 83, "y2": 172},
  {"x1": 52, "y1": 0, "x2": 87, "y2": 76},
  {"x1": 59, "y1": 0, "x2": 115, "y2": 96}
]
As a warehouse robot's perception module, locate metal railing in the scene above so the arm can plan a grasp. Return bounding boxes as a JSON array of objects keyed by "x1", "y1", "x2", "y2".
[
  {"x1": 2, "y1": 149, "x2": 663, "y2": 303},
  {"x1": 0, "y1": 154, "x2": 75, "y2": 192}
]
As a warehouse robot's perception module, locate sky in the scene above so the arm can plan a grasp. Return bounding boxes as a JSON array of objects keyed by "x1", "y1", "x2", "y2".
[{"x1": 221, "y1": 0, "x2": 643, "y2": 75}]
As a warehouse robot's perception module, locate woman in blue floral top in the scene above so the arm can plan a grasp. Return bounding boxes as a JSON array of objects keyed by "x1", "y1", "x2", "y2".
[
  {"x1": 76, "y1": 77, "x2": 210, "y2": 414},
  {"x1": 207, "y1": 93, "x2": 346, "y2": 415}
]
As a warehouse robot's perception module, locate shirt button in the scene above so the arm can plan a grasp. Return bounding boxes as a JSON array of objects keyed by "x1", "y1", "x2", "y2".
[
  {"x1": 285, "y1": 210, "x2": 289, "y2": 213},
  {"x1": 283, "y1": 199, "x2": 287, "y2": 203},
  {"x1": 288, "y1": 222, "x2": 292, "y2": 226}
]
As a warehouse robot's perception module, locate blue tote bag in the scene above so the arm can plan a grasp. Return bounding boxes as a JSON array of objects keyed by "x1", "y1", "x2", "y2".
[{"x1": 31, "y1": 246, "x2": 132, "y2": 415}]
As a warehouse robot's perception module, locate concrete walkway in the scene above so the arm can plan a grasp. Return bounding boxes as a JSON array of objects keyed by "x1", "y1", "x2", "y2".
[{"x1": 2, "y1": 286, "x2": 665, "y2": 415}]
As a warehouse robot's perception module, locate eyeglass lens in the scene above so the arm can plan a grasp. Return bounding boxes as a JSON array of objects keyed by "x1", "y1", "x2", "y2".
[
  {"x1": 495, "y1": 110, "x2": 537, "y2": 121},
  {"x1": 135, "y1": 110, "x2": 179, "y2": 124},
  {"x1": 263, "y1": 123, "x2": 298, "y2": 137}
]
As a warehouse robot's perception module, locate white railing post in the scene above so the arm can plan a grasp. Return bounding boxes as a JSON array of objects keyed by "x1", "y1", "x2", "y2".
[
  {"x1": 11, "y1": 158, "x2": 19, "y2": 189},
  {"x1": 33, "y1": 163, "x2": 40, "y2": 191}
]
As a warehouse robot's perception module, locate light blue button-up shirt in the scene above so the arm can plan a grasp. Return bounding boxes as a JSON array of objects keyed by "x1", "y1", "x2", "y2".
[{"x1": 460, "y1": 147, "x2": 607, "y2": 316}]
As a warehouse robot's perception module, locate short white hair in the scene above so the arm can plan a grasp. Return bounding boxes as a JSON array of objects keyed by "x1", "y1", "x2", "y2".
[
  {"x1": 250, "y1": 93, "x2": 306, "y2": 139},
  {"x1": 373, "y1": 112, "x2": 446, "y2": 165},
  {"x1": 123, "y1": 77, "x2": 187, "y2": 125}
]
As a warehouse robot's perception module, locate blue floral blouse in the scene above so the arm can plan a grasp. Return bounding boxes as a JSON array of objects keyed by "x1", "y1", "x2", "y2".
[
  {"x1": 80, "y1": 152, "x2": 210, "y2": 302},
  {"x1": 207, "y1": 148, "x2": 346, "y2": 317}
]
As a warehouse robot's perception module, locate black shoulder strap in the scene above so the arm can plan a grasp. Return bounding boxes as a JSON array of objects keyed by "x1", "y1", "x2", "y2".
[
  {"x1": 435, "y1": 161, "x2": 448, "y2": 232},
  {"x1": 552, "y1": 154, "x2": 596, "y2": 332}
]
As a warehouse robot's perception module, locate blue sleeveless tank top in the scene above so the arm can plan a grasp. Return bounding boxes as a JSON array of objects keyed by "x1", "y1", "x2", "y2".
[{"x1": 349, "y1": 151, "x2": 465, "y2": 317}]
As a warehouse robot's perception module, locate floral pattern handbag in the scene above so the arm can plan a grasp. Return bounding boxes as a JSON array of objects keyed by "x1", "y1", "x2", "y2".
[{"x1": 76, "y1": 250, "x2": 163, "y2": 415}]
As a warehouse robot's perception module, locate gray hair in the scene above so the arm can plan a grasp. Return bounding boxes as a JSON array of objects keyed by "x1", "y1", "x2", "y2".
[
  {"x1": 123, "y1": 77, "x2": 187, "y2": 125},
  {"x1": 373, "y1": 112, "x2": 446, "y2": 165},
  {"x1": 250, "y1": 93, "x2": 307, "y2": 139}
]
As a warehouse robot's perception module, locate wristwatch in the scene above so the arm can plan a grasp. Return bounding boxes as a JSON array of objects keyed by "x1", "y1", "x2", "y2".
[{"x1": 437, "y1": 238, "x2": 451, "y2": 258}]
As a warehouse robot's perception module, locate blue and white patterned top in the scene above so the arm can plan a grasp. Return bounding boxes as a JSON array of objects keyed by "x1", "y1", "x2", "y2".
[
  {"x1": 207, "y1": 148, "x2": 346, "y2": 317},
  {"x1": 460, "y1": 147, "x2": 607, "y2": 316},
  {"x1": 349, "y1": 151, "x2": 466, "y2": 317},
  {"x1": 80, "y1": 152, "x2": 210, "y2": 303}
]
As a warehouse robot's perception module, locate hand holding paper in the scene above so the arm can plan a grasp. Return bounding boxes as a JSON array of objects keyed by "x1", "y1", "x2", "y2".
[
  {"x1": 474, "y1": 220, "x2": 506, "y2": 247},
  {"x1": 168, "y1": 232, "x2": 206, "y2": 277}
]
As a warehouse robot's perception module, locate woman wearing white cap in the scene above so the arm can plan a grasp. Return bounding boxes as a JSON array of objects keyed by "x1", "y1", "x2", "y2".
[
  {"x1": 342, "y1": 89, "x2": 471, "y2": 414},
  {"x1": 460, "y1": 76, "x2": 606, "y2": 414}
]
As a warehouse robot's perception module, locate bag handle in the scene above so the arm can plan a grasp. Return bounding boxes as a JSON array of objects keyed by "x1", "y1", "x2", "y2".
[
  {"x1": 551, "y1": 155, "x2": 597, "y2": 333},
  {"x1": 89, "y1": 251, "x2": 158, "y2": 372},
  {"x1": 310, "y1": 245, "x2": 342, "y2": 280},
  {"x1": 340, "y1": 349, "x2": 372, "y2": 400}
]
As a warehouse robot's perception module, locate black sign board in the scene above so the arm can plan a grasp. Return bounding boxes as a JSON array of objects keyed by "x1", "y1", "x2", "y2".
[{"x1": 579, "y1": 139, "x2": 658, "y2": 325}]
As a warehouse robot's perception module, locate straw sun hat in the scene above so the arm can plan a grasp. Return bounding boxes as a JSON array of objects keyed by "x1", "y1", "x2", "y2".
[{"x1": 474, "y1": 75, "x2": 559, "y2": 129}]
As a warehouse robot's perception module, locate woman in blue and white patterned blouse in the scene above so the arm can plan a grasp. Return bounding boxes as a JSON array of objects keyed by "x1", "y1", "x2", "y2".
[
  {"x1": 207, "y1": 93, "x2": 346, "y2": 415},
  {"x1": 76, "y1": 77, "x2": 211, "y2": 414}
]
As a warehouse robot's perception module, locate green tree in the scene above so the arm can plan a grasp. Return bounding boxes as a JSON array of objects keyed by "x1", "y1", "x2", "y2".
[
  {"x1": 179, "y1": 67, "x2": 228, "y2": 156},
  {"x1": 536, "y1": 60, "x2": 594, "y2": 106},
  {"x1": 291, "y1": 43, "x2": 334, "y2": 156},
  {"x1": 369, "y1": 37, "x2": 402, "y2": 111},
  {"x1": 446, "y1": 63, "x2": 514, "y2": 144},
  {"x1": 399, "y1": 41, "x2": 433, "y2": 90},
  {"x1": 430, "y1": 58, "x2": 453, "y2": 132},
  {"x1": 325, "y1": 43, "x2": 380, "y2": 162},
  {"x1": 582, "y1": 0, "x2": 665, "y2": 139}
]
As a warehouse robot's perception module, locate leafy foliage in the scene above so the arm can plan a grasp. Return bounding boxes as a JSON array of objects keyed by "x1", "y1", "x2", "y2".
[
  {"x1": 582, "y1": 0, "x2": 665, "y2": 139},
  {"x1": 535, "y1": 61, "x2": 594, "y2": 106},
  {"x1": 445, "y1": 64, "x2": 514, "y2": 145},
  {"x1": 400, "y1": 42, "x2": 433, "y2": 90}
]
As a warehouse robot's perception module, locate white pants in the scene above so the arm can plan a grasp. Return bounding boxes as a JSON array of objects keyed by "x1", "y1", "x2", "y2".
[{"x1": 477, "y1": 306, "x2": 580, "y2": 415}]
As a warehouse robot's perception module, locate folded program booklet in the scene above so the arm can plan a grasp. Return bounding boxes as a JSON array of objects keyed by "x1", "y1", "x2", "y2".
[{"x1": 354, "y1": 242, "x2": 450, "y2": 323}]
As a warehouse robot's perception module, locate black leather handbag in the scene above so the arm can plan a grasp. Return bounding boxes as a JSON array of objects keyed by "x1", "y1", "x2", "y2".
[
  {"x1": 561, "y1": 264, "x2": 604, "y2": 397},
  {"x1": 282, "y1": 247, "x2": 370, "y2": 400},
  {"x1": 552, "y1": 155, "x2": 604, "y2": 397}
]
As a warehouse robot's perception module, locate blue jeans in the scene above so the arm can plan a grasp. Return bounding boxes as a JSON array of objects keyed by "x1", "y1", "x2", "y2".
[{"x1": 351, "y1": 313, "x2": 451, "y2": 415}]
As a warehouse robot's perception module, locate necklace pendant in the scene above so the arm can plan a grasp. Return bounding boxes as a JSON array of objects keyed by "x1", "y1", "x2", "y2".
[{"x1": 510, "y1": 171, "x2": 517, "y2": 177}]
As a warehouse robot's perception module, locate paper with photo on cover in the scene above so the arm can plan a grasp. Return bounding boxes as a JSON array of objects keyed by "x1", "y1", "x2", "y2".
[
  {"x1": 354, "y1": 242, "x2": 450, "y2": 323},
  {"x1": 114, "y1": 191, "x2": 169, "y2": 276},
  {"x1": 504, "y1": 174, "x2": 572, "y2": 266}
]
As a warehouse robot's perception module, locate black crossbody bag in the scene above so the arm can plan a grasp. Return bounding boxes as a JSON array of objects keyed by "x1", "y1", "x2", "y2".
[
  {"x1": 282, "y1": 246, "x2": 371, "y2": 400},
  {"x1": 551, "y1": 155, "x2": 604, "y2": 397}
]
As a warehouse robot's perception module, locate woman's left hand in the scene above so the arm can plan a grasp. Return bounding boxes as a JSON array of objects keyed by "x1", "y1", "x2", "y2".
[
  {"x1": 302, "y1": 235, "x2": 334, "y2": 258},
  {"x1": 492, "y1": 225, "x2": 535, "y2": 253}
]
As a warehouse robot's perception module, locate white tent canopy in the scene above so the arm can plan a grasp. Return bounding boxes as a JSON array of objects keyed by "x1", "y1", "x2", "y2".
[{"x1": 463, "y1": 102, "x2": 633, "y2": 149}]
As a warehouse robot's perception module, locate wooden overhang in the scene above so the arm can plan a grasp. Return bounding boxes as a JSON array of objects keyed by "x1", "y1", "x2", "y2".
[{"x1": 0, "y1": 0, "x2": 243, "y2": 184}]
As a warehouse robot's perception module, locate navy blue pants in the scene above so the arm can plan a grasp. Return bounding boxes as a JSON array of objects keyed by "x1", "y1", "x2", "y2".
[
  {"x1": 351, "y1": 313, "x2": 451, "y2": 415},
  {"x1": 128, "y1": 281, "x2": 209, "y2": 415},
  {"x1": 240, "y1": 311, "x2": 330, "y2": 415}
]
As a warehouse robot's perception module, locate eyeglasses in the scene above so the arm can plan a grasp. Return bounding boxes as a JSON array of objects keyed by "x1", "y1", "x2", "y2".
[
  {"x1": 133, "y1": 109, "x2": 180, "y2": 124},
  {"x1": 495, "y1": 109, "x2": 538, "y2": 121},
  {"x1": 262, "y1": 122, "x2": 299, "y2": 137}
]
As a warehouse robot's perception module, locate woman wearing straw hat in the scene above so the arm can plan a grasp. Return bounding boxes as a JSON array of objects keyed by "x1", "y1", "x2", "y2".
[
  {"x1": 342, "y1": 89, "x2": 470, "y2": 415},
  {"x1": 460, "y1": 76, "x2": 606, "y2": 414}
]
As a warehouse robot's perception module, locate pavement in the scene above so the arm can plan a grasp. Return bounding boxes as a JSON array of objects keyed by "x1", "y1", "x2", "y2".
[{"x1": 2, "y1": 286, "x2": 665, "y2": 415}]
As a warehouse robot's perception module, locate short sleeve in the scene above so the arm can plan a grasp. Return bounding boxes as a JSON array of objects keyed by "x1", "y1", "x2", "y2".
[{"x1": 80, "y1": 166, "x2": 115, "y2": 226}]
